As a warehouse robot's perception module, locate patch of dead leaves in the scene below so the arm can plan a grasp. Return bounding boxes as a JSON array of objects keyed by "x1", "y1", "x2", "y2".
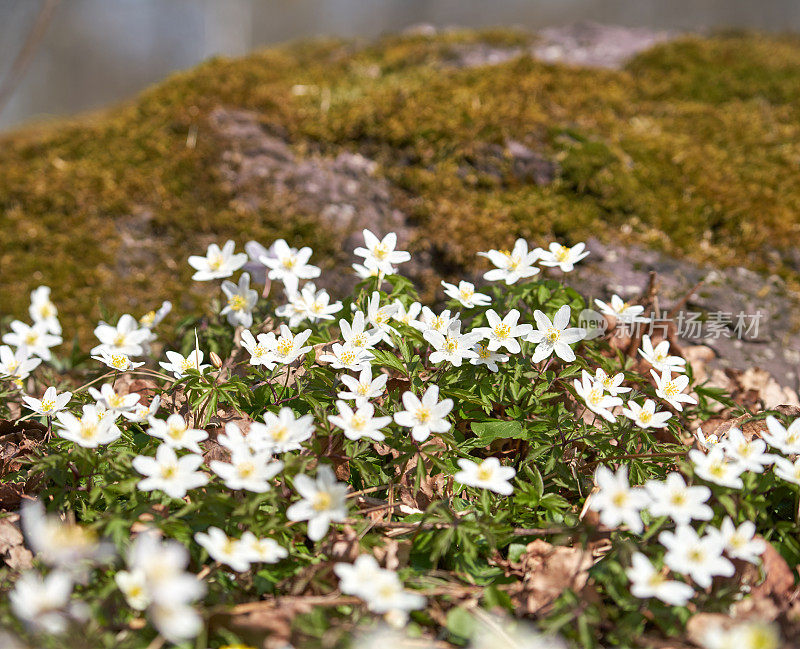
[
  {"x1": 495, "y1": 539, "x2": 599, "y2": 615},
  {"x1": 0, "y1": 514, "x2": 33, "y2": 571}
]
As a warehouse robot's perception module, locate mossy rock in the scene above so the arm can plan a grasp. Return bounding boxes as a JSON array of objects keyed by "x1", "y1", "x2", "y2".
[{"x1": 2, "y1": 29, "x2": 800, "y2": 342}]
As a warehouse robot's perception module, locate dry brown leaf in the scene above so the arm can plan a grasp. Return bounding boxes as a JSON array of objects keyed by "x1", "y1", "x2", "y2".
[
  {"x1": 0, "y1": 515, "x2": 33, "y2": 571},
  {"x1": 322, "y1": 525, "x2": 361, "y2": 563},
  {"x1": 686, "y1": 613, "x2": 731, "y2": 645},
  {"x1": 750, "y1": 542, "x2": 795, "y2": 601},
  {"x1": 503, "y1": 539, "x2": 595, "y2": 615}
]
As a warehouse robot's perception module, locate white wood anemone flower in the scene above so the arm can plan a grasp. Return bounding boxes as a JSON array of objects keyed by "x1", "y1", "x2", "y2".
[
  {"x1": 527, "y1": 304, "x2": 586, "y2": 363},
  {"x1": 470, "y1": 341, "x2": 509, "y2": 373},
  {"x1": 454, "y1": 457, "x2": 516, "y2": 495},
  {"x1": 638, "y1": 335, "x2": 686, "y2": 374},
  {"x1": 318, "y1": 342, "x2": 373, "y2": 371},
  {"x1": 337, "y1": 366, "x2": 388, "y2": 405},
  {"x1": 0, "y1": 344, "x2": 42, "y2": 383},
  {"x1": 625, "y1": 552, "x2": 694, "y2": 607},
  {"x1": 159, "y1": 349, "x2": 211, "y2": 379},
  {"x1": 22, "y1": 386, "x2": 72, "y2": 417},
  {"x1": 220, "y1": 272, "x2": 259, "y2": 327},
  {"x1": 209, "y1": 448, "x2": 284, "y2": 493},
  {"x1": 536, "y1": 241, "x2": 590, "y2": 272},
  {"x1": 423, "y1": 320, "x2": 481, "y2": 367},
  {"x1": 132, "y1": 444, "x2": 208, "y2": 499},
  {"x1": 477, "y1": 238, "x2": 540, "y2": 285},
  {"x1": 194, "y1": 527, "x2": 252, "y2": 572},
  {"x1": 353, "y1": 229, "x2": 411, "y2": 276},
  {"x1": 594, "y1": 294, "x2": 648, "y2": 323},
  {"x1": 762, "y1": 415, "x2": 800, "y2": 455},
  {"x1": 146, "y1": 413, "x2": 208, "y2": 453},
  {"x1": 55, "y1": 404, "x2": 121, "y2": 448},
  {"x1": 286, "y1": 465, "x2": 348, "y2": 541},
  {"x1": 2, "y1": 320, "x2": 62, "y2": 360},
  {"x1": 393, "y1": 385, "x2": 454, "y2": 442},
  {"x1": 658, "y1": 525, "x2": 735, "y2": 589},
  {"x1": 441, "y1": 280, "x2": 491, "y2": 309},
  {"x1": 91, "y1": 314, "x2": 150, "y2": 357},
  {"x1": 329, "y1": 400, "x2": 392, "y2": 442},
  {"x1": 88, "y1": 383, "x2": 140, "y2": 415},
  {"x1": 652, "y1": 368, "x2": 697, "y2": 412},
  {"x1": 188, "y1": 240, "x2": 247, "y2": 281},
  {"x1": 248, "y1": 408, "x2": 315, "y2": 454},
  {"x1": 29, "y1": 285, "x2": 62, "y2": 335},
  {"x1": 644, "y1": 472, "x2": 712, "y2": 526},
  {"x1": 475, "y1": 308, "x2": 532, "y2": 354},
  {"x1": 91, "y1": 349, "x2": 144, "y2": 372},
  {"x1": 689, "y1": 447, "x2": 745, "y2": 488},
  {"x1": 622, "y1": 398, "x2": 672, "y2": 429},
  {"x1": 587, "y1": 465, "x2": 650, "y2": 534},
  {"x1": 258, "y1": 238, "x2": 321, "y2": 292}
]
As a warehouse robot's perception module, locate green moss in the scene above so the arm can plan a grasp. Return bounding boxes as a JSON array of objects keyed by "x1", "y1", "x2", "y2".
[{"x1": 2, "y1": 29, "x2": 800, "y2": 341}]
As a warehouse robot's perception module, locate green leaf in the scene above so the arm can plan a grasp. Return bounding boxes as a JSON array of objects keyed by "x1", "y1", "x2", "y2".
[
  {"x1": 466, "y1": 419, "x2": 525, "y2": 448},
  {"x1": 446, "y1": 606, "x2": 476, "y2": 640}
]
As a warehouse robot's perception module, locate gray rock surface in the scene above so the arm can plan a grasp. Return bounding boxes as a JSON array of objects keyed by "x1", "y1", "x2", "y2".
[{"x1": 569, "y1": 239, "x2": 800, "y2": 392}]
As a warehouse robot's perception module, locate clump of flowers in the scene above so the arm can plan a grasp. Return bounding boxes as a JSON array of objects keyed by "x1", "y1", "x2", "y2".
[{"x1": 0, "y1": 230, "x2": 794, "y2": 649}]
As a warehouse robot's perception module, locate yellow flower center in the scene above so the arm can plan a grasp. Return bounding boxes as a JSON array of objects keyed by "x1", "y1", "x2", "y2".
[
  {"x1": 209, "y1": 254, "x2": 224, "y2": 271},
  {"x1": 253, "y1": 344, "x2": 267, "y2": 358},
  {"x1": 663, "y1": 383, "x2": 679, "y2": 397},
  {"x1": 444, "y1": 337, "x2": 458, "y2": 352},
  {"x1": 228, "y1": 295, "x2": 247, "y2": 311},
  {"x1": 39, "y1": 303, "x2": 55, "y2": 318},
  {"x1": 167, "y1": 425, "x2": 187, "y2": 440},
  {"x1": 494, "y1": 323, "x2": 511, "y2": 339},
  {"x1": 372, "y1": 243, "x2": 389, "y2": 260},
  {"x1": 431, "y1": 317, "x2": 444, "y2": 330},
  {"x1": 110, "y1": 355, "x2": 128, "y2": 370},
  {"x1": 79, "y1": 423, "x2": 97, "y2": 440},
  {"x1": 357, "y1": 384, "x2": 370, "y2": 396},
  {"x1": 237, "y1": 462, "x2": 256, "y2": 479},
  {"x1": 41, "y1": 398, "x2": 56, "y2": 412},
  {"x1": 611, "y1": 491, "x2": 628, "y2": 507},
  {"x1": 312, "y1": 491, "x2": 332, "y2": 512},
  {"x1": 476, "y1": 465, "x2": 493, "y2": 481},
  {"x1": 477, "y1": 344, "x2": 490, "y2": 359},
  {"x1": 340, "y1": 350, "x2": 357, "y2": 365},
  {"x1": 276, "y1": 338, "x2": 294, "y2": 357},
  {"x1": 709, "y1": 461, "x2": 727, "y2": 478},
  {"x1": 351, "y1": 333, "x2": 367, "y2": 348},
  {"x1": 350, "y1": 415, "x2": 366, "y2": 431},
  {"x1": 415, "y1": 407, "x2": 431, "y2": 423},
  {"x1": 281, "y1": 255, "x2": 296, "y2": 270},
  {"x1": 109, "y1": 394, "x2": 125, "y2": 408},
  {"x1": 460, "y1": 288, "x2": 473, "y2": 301},
  {"x1": 271, "y1": 426, "x2": 289, "y2": 441},
  {"x1": 181, "y1": 358, "x2": 195, "y2": 371},
  {"x1": 555, "y1": 245, "x2": 569, "y2": 262},
  {"x1": 688, "y1": 548, "x2": 705, "y2": 563},
  {"x1": 140, "y1": 311, "x2": 156, "y2": 327},
  {"x1": 670, "y1": 491, "x2": 686, "y2": 506},
  {"x1": 639, "y1": 410, "x2": 653, "y2": 423},
  {"x1": 546, "y1": 328, "x2": 560, "y2": 343},
  {"x1": 24, "y1": 332, "x2": 38, "y2": 346},
  {"x1": 588, "y1": 389, "x2": 603, "y2": 406},
  {"x1": 160, "y1": 464, "x2": 177, "y2": 480}
]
